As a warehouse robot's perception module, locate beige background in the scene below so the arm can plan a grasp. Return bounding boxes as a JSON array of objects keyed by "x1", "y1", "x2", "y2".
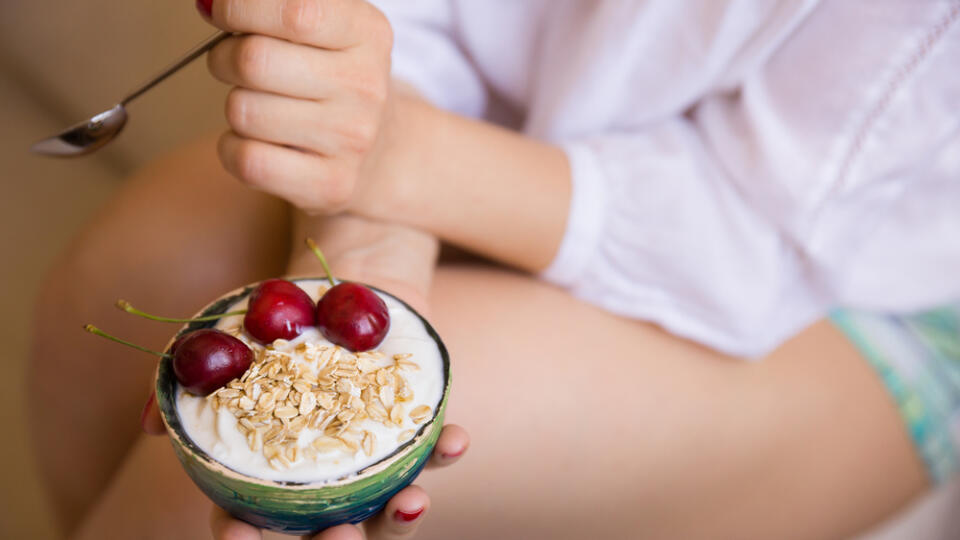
[
  {"x1": 0, "y1": 2, "x2": 225, "y2": 538},
  {"x1": 0, "y1": 1, "x2": 956, "y2": 538}
]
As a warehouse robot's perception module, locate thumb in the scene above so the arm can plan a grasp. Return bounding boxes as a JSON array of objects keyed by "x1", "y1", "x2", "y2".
[{"x1": 141, "y1": 391, "x2": 166, "y2": 436}]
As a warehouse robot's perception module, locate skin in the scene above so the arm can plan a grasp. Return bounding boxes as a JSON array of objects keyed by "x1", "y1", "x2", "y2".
[
  {"x1": 31, "y1": 138, "x2": 928, "y2": 540},
  {"x1": 204, "y1": 0, "x2": 570, "y2": 272},
  {"x1": 27, "y1": 0, "x2": 932, "y2": 537},
  {"x1": 29, "y1": 135, "x2": 466, "y2": 539}
]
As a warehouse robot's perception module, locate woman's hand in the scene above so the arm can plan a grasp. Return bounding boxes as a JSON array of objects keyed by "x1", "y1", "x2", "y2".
[
  {"x1": 202, "y1": 0, "x2": 571, "y2": 273},
  {"x1": 141, "y1": 402, "x2": 467, "y2": 540},
  {"x1": 204, "y1": 0, "x2": 397, "y2": 215},
  {"x1": 140, "y1": 212, "x2": 467, "y2": 539}
]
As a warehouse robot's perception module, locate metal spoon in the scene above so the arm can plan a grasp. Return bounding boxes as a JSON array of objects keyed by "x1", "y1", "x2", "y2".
[{"x1": 31, "y1": 30, "x2": 230, "y2": 157}]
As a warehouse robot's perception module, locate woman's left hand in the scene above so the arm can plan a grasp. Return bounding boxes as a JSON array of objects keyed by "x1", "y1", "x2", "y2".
[
  {"x1": 204, "y1": 0, "x2": 397, "y2": 215},
  {"x1": 140, "y1": 212, "x2": 468, "y2": 539},
  {"x1": 142, "y1": 402, "x2": 468, "y2": 540}
]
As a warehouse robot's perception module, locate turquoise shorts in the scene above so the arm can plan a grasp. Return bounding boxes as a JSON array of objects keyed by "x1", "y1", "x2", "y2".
[{"x1": 832, "y1": 305, "x2": 960, "y2": 485}]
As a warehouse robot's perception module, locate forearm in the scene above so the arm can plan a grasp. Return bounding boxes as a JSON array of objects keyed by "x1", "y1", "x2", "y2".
[{"x1": 362, "y1": 93, "x2": 571, "y2": 273}]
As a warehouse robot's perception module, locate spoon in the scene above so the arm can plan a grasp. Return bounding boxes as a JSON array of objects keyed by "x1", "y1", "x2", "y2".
[{"x1": 31, "y1": 30, "x2": 229, "y2": 157}]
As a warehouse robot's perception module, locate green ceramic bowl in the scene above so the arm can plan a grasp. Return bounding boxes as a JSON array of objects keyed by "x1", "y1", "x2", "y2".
[{"x1": 155, "y1": 278, "x2": 451, "y2": 535}]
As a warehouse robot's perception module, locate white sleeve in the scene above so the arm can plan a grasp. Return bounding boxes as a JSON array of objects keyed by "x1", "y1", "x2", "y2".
[
  {"x1": 543, "y1": 122, "x2": 827, "y2": 358},
  {"x1": 370, "y1": 0, "x2": 487, "y2": 117},
  {"x1": 543, "y1": 4, "x2": 960, "y2": 358}
]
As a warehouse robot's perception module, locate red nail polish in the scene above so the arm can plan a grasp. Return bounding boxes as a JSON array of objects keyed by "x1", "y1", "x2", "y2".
[
  {"x1": 394, "y1": 508, "x2": 423, "y2": 523},
  {"x1": 196, "y1": 0, "x2": 213, "y2": 18},
  {"x1": 140, "y1": 392, "x2": 156, "y2": 432},
  {"x1": 441, "y1": 447, "x2": 465, "y2": 459}
]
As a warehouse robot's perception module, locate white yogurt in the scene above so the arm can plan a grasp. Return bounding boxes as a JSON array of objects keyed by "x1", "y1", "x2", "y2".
[{"x1": 176, "y1": 279, "x2": 445, "y2": 483}]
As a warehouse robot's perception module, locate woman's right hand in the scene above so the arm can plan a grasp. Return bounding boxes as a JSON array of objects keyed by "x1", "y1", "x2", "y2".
[
  {"x1": 201, "y1": 0, "x2": 401, "y2": 217},
  {"x1": 200, "y1": 0, "x2": 572, "y2": 275}
]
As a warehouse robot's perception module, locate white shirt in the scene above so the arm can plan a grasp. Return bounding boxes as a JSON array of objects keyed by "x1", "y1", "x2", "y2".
[{"x1": 372, "y1": 0, "x2": 960, "y2": 357}]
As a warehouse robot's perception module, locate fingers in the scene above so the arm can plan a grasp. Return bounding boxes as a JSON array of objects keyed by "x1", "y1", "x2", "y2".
[
  {"x1": 310, "y1": 424, "x2": 466, "y2": 540},
  {"x1": 210, "y1": 505, "x2": 263, "y2": 540},
  {"x1": 203, "y1": 1, "x2": 394, "y2": 217},
  {"x1": 224, "y1": 88, "x2": 376, "y2": 156},
  {"x1": 197, "y1": 425, "x2": 465, "y2": 540},
  {"x1": 141, "y1": 391, "x2": 166, "y2": 436},
  {"x1": 312, "y1": 523, "x2": 364, "y2": 540},
  {"x1": 359, "y1": 485, "x2": 429, "y2": 540},
  {"x1": 428, "y1": 424, "x2": 469, "y2": 469},
  {"x1": 217, "y1": 132, "x2": 355, "y2": 212},
  {"x1": 209, "y1": 35, "x2": 356, "y2": 100},
  {"x1": 209, "y1": 0, "x2": 391, "y2": 50}
]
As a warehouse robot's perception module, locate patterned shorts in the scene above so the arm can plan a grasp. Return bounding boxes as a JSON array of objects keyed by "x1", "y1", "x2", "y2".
[{"x1": 832, "y1": 305, "x2": 960, "y2": 484}]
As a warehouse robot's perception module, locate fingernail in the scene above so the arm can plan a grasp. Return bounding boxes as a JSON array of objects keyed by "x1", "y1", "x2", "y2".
[
  {"x1": 394, "y1": 508, "x2": 424, "y2": 523},
  {"x1": 196, "y1": 0, "x2": 213, "y2": 18},
  {"x1": 140, "y1": 391, "x2": 156, "y2": 433},
  {"x1": 441, "y1": 447, "x2": 465, "y2": 459}
]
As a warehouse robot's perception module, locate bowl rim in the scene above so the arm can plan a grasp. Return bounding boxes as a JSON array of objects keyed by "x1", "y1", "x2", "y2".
[{"x1": 154, "y1": 277, "x2": 452, "y2": 490}]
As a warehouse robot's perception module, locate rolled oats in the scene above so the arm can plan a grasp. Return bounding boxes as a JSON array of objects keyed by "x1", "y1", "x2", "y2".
[{"x1": 207, "y1": 327, "x2": 431, "y2": 470}]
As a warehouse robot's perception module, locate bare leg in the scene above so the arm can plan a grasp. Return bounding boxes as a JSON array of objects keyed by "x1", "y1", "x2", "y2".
[
  {"x1": 28, "y1": 136, "x2": 290, "y2": 532},
  {"x1": 75, "y1": 212, "x2": 444, "y2": 540},
  {"x1": 72, "y1": 266, "x2": 929, "y2": 540},
  {"x1": 40, "y1": 139, "x2": 929, "y2": 539},
  {"x1": 417, "y1": 266, "x2": 929, "y2": 540}
]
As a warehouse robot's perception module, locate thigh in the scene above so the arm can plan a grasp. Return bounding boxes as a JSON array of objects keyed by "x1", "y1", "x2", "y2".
[
  {"x1": 72, "y1": 264, "x2": 929, "y2": 539},
  {"x1": 416, "y1": 265, "x2": 929, "y2": 540},
  {"x1": 28, "y1": 135, "x2": 290, "y2": 530}
]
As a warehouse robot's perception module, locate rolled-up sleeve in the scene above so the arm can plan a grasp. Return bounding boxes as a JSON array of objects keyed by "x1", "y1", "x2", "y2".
[
  {"x1": 373, "y1": 0, "x2": 960, "y2": 359},
  {"x1": 543, "y1": 3, "x2": 960, "y2": 357},
  {"x1": 544, "y1": 120, "x2": 827, "y2": 358}
]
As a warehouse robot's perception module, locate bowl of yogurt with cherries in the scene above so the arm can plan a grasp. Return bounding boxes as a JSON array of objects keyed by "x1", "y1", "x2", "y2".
[{"x1": 153, "y1": 276, "x2": 451, "y2": 535}]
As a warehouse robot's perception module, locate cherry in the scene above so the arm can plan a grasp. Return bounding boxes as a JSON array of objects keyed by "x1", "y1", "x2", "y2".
[
  {"x1": 168, "y1": 329, "x2": 214, "y2": 356},
  {"x1": 306, "y1": 238, "x2": 390, "y2": 352},
  {"x1": 84, "y1": 325, "x2": 253, "y2": 396},
  {"x1": 243, "y1": 279, "x2": 316, "y2": 344},
  {"x1": 316, "y1": 282, "x2": 391, "y2": 351},
  {"x1": 172, "y1": 329, "x2": 253, "y2": 395},
  {"x1": 169, "y1": 331, "x2": 191, "y2": 355}
]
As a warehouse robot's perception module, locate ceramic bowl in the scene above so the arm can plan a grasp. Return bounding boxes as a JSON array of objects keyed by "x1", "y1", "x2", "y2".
[{"x1": 155, "y1": 278, "x2": 451, "y2": 535}]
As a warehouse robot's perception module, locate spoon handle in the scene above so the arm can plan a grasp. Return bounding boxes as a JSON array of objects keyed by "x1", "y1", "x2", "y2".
[{"x1": 121, "y1": 30, "x2": 230, "y2": 106}]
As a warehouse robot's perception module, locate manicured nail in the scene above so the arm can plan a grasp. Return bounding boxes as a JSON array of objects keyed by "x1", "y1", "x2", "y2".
[
  {"x1": 441, "y1": 447, "x2": 465, "y2": 459},
  {"x1": 196, "y1": 0, "x2": 213, "y2": 18},
  {"x1": 394, "y1": 508, "x2": 424, "y2": 523},
  {"x1": 141, "y1": 391, "x2": 156, "y2": 432}
]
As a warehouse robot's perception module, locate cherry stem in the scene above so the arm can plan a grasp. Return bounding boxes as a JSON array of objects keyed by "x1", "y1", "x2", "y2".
[
  {"x1": 115, "y1": 299, "x2": 246, "y2": 323},
  {"x1": 305, "y1": 238, "x2": 337, "y2": 287},
  {"x1": 83, "y1": 324, "x2": 171, "y2": 358}
]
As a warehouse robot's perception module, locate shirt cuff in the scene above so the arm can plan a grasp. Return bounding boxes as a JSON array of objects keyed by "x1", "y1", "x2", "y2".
[{"x1": 541, "y1": 141, "x2": 609, "y2": 287}]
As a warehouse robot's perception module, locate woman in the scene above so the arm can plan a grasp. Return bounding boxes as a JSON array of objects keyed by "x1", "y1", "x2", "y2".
[{"x1": 30, "y1": 0, "x2": 959, "y2": 538}]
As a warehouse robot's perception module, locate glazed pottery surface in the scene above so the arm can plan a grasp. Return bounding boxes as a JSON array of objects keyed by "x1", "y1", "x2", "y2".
[{"x1": 155, "y1": 279, "x2": 451, "y2": 535}]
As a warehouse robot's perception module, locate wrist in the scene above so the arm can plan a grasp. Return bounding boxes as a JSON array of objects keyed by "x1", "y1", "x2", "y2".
[
  {"x1": 354, "y1": 90, "x2": 436, "y2": 223},
  {"x1": 352, "y1": 82, "x2": 572, "y2": 273}
]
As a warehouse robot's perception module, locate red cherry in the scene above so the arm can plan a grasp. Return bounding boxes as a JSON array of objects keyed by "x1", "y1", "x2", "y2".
[
  {"x1": 243, "y1": 279, "x2": 316, "y2": 344},
  {"x1": 173, "y1": 329, "x2": 253, "y2": 395},
  {"x1": 316, "y1": 283, "x2": 390, "y2": 352}
]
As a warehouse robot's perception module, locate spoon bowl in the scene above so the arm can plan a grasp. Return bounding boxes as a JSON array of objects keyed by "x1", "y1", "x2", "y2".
[
  {"x1": 30, "y1": 105, "x2": 127, "y2": 157},
  {"x1": 31, "y1": 31, "x2": 228, "y2": 158}
]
